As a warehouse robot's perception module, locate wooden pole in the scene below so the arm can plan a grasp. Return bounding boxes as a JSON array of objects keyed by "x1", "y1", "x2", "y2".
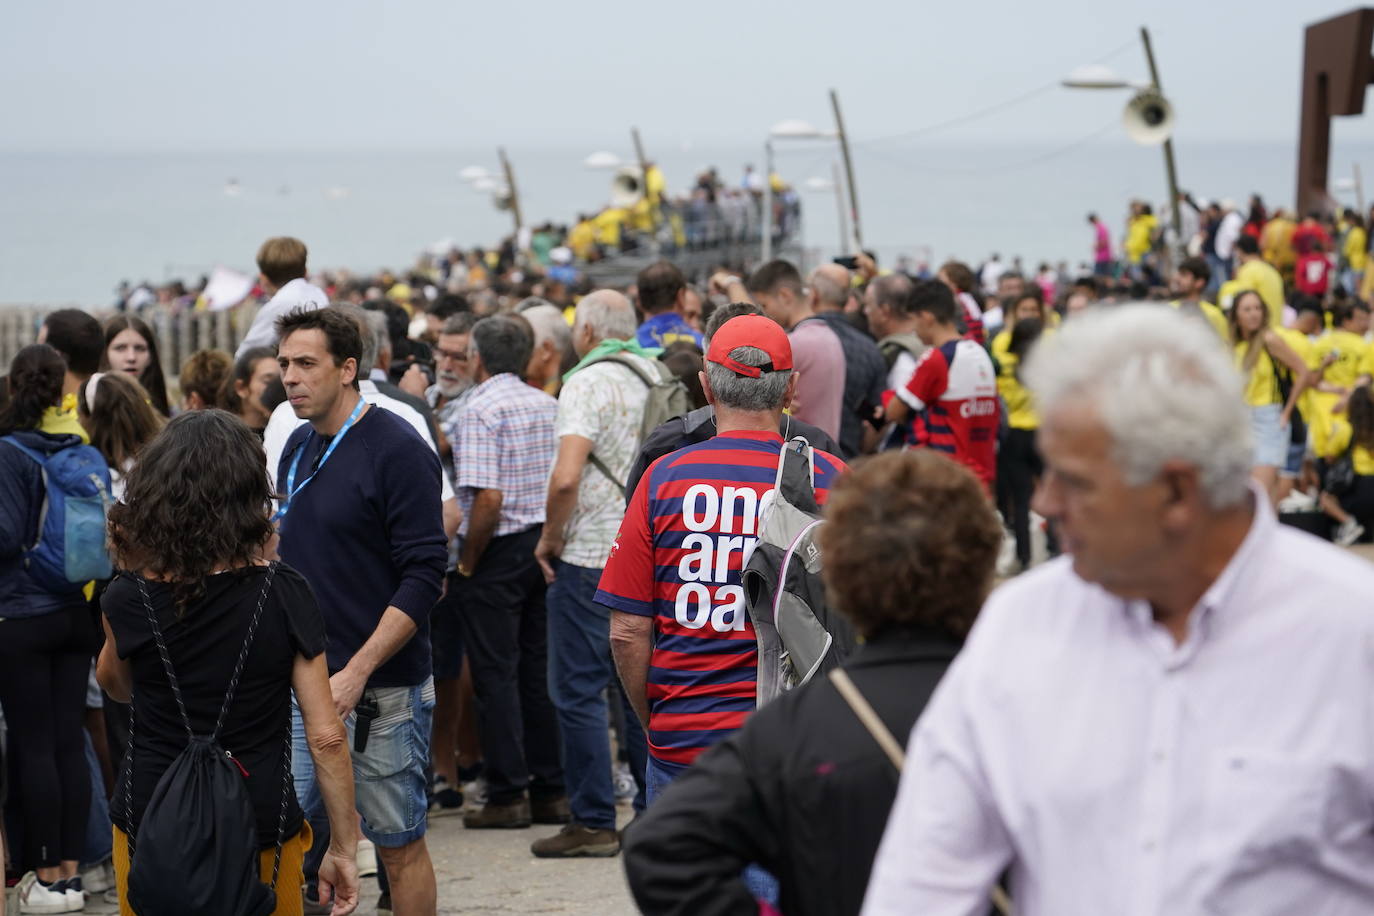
[
  {"x1": 1140, "y1": 26, "x2": 1183, "y2": 258},
  {"x1": 632, "y1": 126, "x2": 660, "y2": 241},
  {"x1": 498, "y1": 147, "x2": 523, "y2": 238},
  {"x1": 830, "y1": 89, "x2": 863, "y2": 252}
]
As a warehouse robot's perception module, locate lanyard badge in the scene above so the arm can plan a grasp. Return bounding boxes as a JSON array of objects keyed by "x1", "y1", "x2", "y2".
[{"x1": 273, "y1": 397, "x2": 366, "y2": 522}]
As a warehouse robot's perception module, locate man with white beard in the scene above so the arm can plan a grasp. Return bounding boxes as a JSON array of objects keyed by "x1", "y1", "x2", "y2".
[{"x1": 431, "y1": 312, "x2": 479, "y2": 440}]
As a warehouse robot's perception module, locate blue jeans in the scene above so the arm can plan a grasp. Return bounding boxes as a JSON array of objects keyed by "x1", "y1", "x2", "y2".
[
  {"x1": 81, "y1": 731, "x2": 112, "y2": 866},
  {"x1": 645, "y1": 756, "x2": 779, "y2": 905},
  {"x1": 1206, "y1": 252, "x2": 1231, "y2": 296},
  {"x1": 547, "y1": 561, "x2": 647, "y2": 828}
]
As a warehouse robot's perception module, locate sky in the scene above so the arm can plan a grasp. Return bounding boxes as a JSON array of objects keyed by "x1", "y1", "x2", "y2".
[{"x1": 3, "y1": 0, "x2": 1371, "y2": 154}]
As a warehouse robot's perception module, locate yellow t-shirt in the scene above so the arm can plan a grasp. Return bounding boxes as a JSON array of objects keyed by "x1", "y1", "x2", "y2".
[
  {"x1": 41, "y1": 393, "x2": 90, "y2": 443},
  {"x1": 1313, "y1": 330, "x2": 1371, "y2": 391},
  {"x1": 592, "y1": 208, "x2": 625, "y2": 247},
  {"x1": 1125, "y1": 214, "x2": 1156, "y2": 264},
  {"x1": 1234, "y1": 340, "x2": 1282, "y2": 408},
  {"x1": 1344, "y1": 226, "x2": 1368, "y2": 271},
  {"x1": 1232, "y1": 258, "x2": 1285, "y2": 326},
  {"x1": 568, "y1": 220, "x2": 596, "y2": 260},
  {"x1": 1261, "y1": 217, "x2": 1297, "y2": 269},
  {"x1": 992, "y1": 329, "x2": 1039, "y2": 429},
  {"x1": 1169, "y1": 299, "x2": 1229, "y2": 341},
  {"x1": 1319, "y1": 415, "x2": 1374, "y2": 475},
  {"x1": 1275, "y1": 328, "x2": 1318, "y2": 421}
]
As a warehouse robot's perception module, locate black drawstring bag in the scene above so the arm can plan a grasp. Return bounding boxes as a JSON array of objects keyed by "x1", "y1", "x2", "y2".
[{"x1": 126, "y1": 566, "x2": 289, "y2": 916}]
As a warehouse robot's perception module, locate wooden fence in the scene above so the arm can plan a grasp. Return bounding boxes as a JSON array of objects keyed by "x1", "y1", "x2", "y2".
[{"x1": 0, "y1": 305, "x2": 261, "y2": 379}]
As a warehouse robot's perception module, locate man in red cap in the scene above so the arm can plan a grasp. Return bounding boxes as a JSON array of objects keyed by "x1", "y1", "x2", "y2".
[{"x1": 596, "y1": 314, "x2": 847, "y2": 806}]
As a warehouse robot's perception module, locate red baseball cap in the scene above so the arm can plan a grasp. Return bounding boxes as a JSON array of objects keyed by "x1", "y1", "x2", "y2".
[{"x1": 705, "y1": 314, "x2": 794, "y2": 378}]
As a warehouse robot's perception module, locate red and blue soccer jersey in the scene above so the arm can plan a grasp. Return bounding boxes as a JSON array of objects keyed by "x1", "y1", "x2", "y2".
[
  {"x1": 595, "y1": 430, "x2": 846, "y2": 771},
  {"x1": 897, "y1": 339, "x2": 999, "y2": 488}
]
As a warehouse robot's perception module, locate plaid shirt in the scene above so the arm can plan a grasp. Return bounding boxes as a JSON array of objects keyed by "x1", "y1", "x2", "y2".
[{"x1": 454, "y1": 372, "x2": 558, "y2": 538}]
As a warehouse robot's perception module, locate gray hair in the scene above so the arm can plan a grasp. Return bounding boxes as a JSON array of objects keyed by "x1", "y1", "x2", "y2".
[
  {"x1": 337, "y1": 305, "x2": 386, "y2": 376},
  {"x1": 573, "y1": 290, "x2": 637, "y2": 342},
  {"x1": 471, "y1": 314, "x2": 533, "y2": 377},
  {"x1": 706, "y1": 345, "x2": 792, "y2": 412},
  {"x1": 1022, "y1": 304, "x2": 1252, "y2": 509},
  {"x1": 808, "y1": 269, "x2": 849, "y2": 309},
  {"x1": 518, "y1": 302, "x2": 573, "y2": 359},
  {"x1": 441, "y1": 312, "x2": 478, "y2": 336}
]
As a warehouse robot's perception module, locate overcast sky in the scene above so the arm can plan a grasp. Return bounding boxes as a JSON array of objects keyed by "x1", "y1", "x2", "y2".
[{"x1": 3, "y1": 0, "x2": 1370, "y2": 153}]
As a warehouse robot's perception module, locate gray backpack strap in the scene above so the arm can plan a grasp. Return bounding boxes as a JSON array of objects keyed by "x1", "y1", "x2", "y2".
[{"x1": 588, "y1": 452, "x2": 626, "y2": 496}]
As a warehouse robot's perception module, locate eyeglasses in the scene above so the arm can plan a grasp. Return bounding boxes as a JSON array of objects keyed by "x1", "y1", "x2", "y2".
[{"x1": 434, "y1": 347, "x2": 468, "y2": 363}]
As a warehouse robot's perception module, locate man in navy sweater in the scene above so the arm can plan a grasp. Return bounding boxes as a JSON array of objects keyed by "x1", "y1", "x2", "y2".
[{"x1": 275, "y1": 307, "x2": 447, "y2": 916}]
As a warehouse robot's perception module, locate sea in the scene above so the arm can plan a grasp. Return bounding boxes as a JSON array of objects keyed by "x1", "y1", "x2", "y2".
[{"x1": 3, "y1": 138, "x2": 1371, "y2": 307}]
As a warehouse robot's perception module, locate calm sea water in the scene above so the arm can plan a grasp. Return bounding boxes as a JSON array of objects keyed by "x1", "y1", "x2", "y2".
[{"x1": 3, "y1": 139, "x2": 1370, "y2": 306}]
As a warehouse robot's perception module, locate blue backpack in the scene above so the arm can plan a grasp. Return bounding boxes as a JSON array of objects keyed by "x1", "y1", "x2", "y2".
[{"x1": 2, "y1": 436, "x2": 113, "y2": 591}]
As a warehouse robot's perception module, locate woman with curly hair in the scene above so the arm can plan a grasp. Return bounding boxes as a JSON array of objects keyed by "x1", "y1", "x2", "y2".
[
  {"x1": 622, "y1": 450, "x2": 1002, "y2": 916},
  {"x1": 95, "y1": 410, "x2": 360, "y2": 915},
  {"x1": 100, "y1": 315, "x2": 171, "y2": 417}
]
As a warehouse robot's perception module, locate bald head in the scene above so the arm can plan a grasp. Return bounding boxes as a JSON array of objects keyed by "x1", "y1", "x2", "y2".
[
  {"x1": 810, "y1": 263, "x2": 852, "y2": 312},
  {"x1": 573, "y1": 289, "x2": 637, "y2": 356}
]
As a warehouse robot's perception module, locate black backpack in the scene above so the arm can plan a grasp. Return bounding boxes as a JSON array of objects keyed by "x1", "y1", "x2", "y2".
[{"x1": 126, "y1": 566, "x2": 289, "y2": 916}]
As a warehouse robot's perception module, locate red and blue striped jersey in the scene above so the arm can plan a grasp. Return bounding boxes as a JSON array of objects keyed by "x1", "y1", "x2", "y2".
[
  {"x1": 897, "y1": 339, "x2": 999, "y2": 488},
  {"x1": 595, "y1": 429, "x2": 846, "y2": 770}
]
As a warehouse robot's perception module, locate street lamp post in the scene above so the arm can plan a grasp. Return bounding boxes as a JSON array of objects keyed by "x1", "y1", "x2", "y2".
[
  {"x1": 762, "y1": 120, "x2": 837, "y2": 263},
  {"x1": 1063, "y1": 26, "x2": 1183, "y2": 257}
]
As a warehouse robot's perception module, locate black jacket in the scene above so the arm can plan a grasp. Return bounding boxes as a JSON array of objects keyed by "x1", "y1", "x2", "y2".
[
  {"x1": 625, "y1": 406, "x2": 842, "y2": 502},
  {"x1": 622, "y1": 629, "x2": 962, "y2": 916}
]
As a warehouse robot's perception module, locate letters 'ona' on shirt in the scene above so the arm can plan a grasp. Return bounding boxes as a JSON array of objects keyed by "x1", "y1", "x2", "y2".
[{"x1": 595, "y1": 430, "x2": 845, "y2": 770}]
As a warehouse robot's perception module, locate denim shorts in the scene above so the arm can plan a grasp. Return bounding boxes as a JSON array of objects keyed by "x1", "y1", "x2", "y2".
[
  {"x1": 346, "y1": 678, "x2": 436, "y2": 848},
  {"x1": 1250, "y1": 403, "x2": 1288, "y2": 469}
]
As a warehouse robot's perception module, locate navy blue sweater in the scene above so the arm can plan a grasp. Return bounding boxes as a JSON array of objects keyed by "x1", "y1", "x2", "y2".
[{"x1": 277, "y1": 405, "x2": 446, "y2": 688}]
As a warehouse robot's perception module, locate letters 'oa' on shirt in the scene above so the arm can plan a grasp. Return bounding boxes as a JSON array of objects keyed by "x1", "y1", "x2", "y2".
[
  {"x1": 897, "y1": 339, "x2": 999, "y2": 489},
  {"x1": 594, "y1": 430, "x2": 846, "y2": 770}
]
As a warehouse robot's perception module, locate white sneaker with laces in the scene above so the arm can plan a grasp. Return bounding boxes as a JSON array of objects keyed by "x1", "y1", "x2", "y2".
[
  {"x1": 1335, "y1": 518, "x2": 1366, "y2": 547},
  {"x1": 356, "y1": 837, "x2": 378, "y2": 878},
  {"x1": 16, "y1": 872, "x2": 70, "y2": 914}
]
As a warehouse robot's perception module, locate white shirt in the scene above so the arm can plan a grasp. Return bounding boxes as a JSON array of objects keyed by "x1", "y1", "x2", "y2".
[
  {"x1": 262, "y1": 381, "x2": 454, "y2": 502},
  {"x1": 235, "y1": 278, "x2": 330, "y2": 358},
  {"x1": 863, "y1": 492, "x2": 1374, "y2": 916},
  {"x1": 1214, "y1": 210, "x2": 1245, "y2": 260},
  {"x1": 553, "y1": 354, "x2": 654, "y2": 568}
]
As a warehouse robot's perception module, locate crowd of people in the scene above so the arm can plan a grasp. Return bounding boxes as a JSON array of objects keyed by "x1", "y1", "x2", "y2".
[{"x1": 2, "y1": 205, "x2": 1374, "y2": 916}]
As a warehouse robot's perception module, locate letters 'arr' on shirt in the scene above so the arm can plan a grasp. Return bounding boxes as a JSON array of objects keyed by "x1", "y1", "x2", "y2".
[
  {"x1": 454, "y1": 372, "x2": 558, "y2": 538},
  {"x1": 896, "y1": 339, "x2": 999, "y2": 488},
  {"x1": 555, "y1": 355, "x2": 654, "y2": 569},
  {"x1": 594, "y1": 430, "x2": 846, "y2": 772},
  {"x1": 862, "y1": 492, "x2": 1374, "y2": 916}
]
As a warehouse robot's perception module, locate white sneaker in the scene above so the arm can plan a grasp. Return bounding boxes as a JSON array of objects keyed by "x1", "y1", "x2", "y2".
[
  {"x1": 55, "y1": 877, "x2": 85, "y2": 912},
  {"x1": 16, "y1": 872, "x2": 71, "y2": 914},
  {"x1": 79, "y1": 860, "x2": 113, "y2": 895},
  {"x1": 461, "y1": 777, "x2": 487, "y2": 812},
  {"x1": 356, "y1": 837, "x2": 378, "y2": 878},
  {"x1": 1335, "y1": 518, "x2": 1366, "y2": 547},
  {"x1": 1277, "y1": 489, "x2": 1318, "y2": 513}
]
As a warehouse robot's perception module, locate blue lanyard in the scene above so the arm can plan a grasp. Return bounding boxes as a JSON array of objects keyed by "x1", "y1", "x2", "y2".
[{"x1": 273, "y1": 397, "x2": 366, "y2": 522}]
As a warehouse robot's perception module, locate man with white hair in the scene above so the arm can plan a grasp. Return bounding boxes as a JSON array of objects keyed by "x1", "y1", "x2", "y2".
[
  {"x1": 862, "y1": 306, "x2": 1374, "y2": 915},
  {"x1": 518, "y1": 298, "x2": 575, "y2": 394},
  {"x1": 530, "y1": 289, "x2": 660, "y2": 858}
]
